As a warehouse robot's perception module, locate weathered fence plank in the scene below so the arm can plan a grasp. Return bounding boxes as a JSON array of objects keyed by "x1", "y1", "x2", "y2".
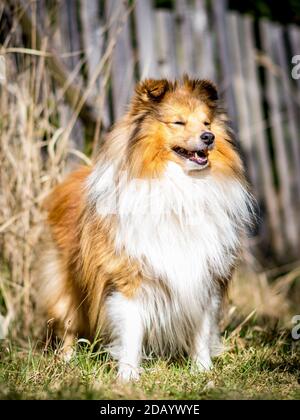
[
  {"x1": 155, "y1": 10, "x2": 177, "y2": 78},
  {"x1": 57, "y1": 0, "x2": 84, "y2": 152},
  {"x1": 106, "y1": 0, "x2": 135, "y2": 120},
  {"x1": 194, "y1": 0, "x2": 216, "y2": 81},
  {"x1": 175, "y1": 0, "x2": 195, "y2": 76},
  {"x1": 134, "y1": 0, "x2": 158, "y2": 78},
  {"x1": 260, "y1": 19, "x2": 299, "y2": 252},
  {"x1": 80, "y1": 0, "x2": 111, "y2": 129},
  {"x1": 226, "y1": 12, "x2": 258, "y2": 191},
  {"x1": 11, "y1": 0, "x2": 98, "y2": 128},
  {"x1": 58, "y1": 0, "x2": 82, "y2": 74},
  {"x1": 211, "y1": 0, "x2": 237, "y2": 124},
  {"x1": 243, "y1": 15, "x2": 284, "y2": 254},
  {"x1": 273, "y1": 24, "x2": 300, "y2": 202}
]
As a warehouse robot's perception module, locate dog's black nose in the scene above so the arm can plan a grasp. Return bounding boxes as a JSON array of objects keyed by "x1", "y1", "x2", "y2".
[{"x1": 200, "y1": 131, "x2": 215, "y2": 145}]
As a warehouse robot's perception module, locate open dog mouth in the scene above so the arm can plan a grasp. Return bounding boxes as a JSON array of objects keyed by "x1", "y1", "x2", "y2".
[{"x1": 172, "y1": 146, "x2": 209, "y2": 166}]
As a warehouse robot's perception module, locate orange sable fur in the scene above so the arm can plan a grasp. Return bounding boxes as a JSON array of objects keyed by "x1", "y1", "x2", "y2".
[
  {"x1": 39, "y1": 76, "x2": 249, "y2": 371},
  {"x1": 43, "y1": 166, "x2": 143, "y2": 339}
]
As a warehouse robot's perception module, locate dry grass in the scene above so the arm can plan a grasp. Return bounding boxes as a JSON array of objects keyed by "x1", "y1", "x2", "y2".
[
  {"x1": 0, "y1": 1, "x2": 114, "y2": 341},
  {"x1": 229, "y1": 264, "x2": 300, "y2": 326},
  {"x1": 0, "y1": 52, "x2": 70, "y2": 341},
  {"x1": 1, "y1": 324, "x2": 300, "y2": 400}
]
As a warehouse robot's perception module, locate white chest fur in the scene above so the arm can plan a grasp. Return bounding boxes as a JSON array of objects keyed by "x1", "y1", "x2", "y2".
[
  {"x1": 88, "y1": 162, "x2": 251, "y2": 355},
  {"x1": 114, "y1": 163, "x2": 249, "y2": 288}
]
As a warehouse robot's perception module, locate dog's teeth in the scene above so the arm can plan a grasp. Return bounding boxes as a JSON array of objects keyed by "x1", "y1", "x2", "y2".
[{"x1": 194, "y1": 152, "x2": 198, "y2": 158}]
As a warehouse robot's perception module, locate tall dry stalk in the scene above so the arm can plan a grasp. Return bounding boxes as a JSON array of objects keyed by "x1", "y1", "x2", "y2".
[{"x1": 0, "y1": 52, "x2": 69, "y2": 342}]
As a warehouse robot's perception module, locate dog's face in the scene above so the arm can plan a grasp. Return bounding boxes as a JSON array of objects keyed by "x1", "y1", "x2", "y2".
[
  {"x1": 157, "y1": 88, "x2": 216, "y2": 171},
  {"x1": 128, "y1": 76, "x2": 242, "y2": 178}
]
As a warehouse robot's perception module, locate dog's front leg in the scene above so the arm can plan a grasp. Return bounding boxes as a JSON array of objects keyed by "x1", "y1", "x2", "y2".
[
  {"x1": 107, "y1": 292, "x2": 144, "y2": 382},
  {"x1": 191, "y1": 311, "x2": 213, "y2": 372}
]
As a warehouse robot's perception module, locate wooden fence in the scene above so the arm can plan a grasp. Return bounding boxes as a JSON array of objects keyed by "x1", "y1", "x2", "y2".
[{"x1": 3, "y1": 0, "x2": 300, "y2": 263}]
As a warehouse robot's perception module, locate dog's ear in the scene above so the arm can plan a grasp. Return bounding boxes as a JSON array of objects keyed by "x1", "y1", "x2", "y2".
[
  {"x1": 183, "y1": 75, "x2": 218, "y2": 103},
  {"x1": 135, "y1": 79, "x2": 172, "y2": 102},
  {"x1": 197, "y1": 79, "x2": 218, "y2": 102}
]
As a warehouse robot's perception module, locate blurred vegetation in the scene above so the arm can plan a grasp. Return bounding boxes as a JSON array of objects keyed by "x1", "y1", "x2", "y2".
[
  {"x1": 155, "y1": 0, "x2": 300, "y2": 25},
  {"x1": 228, "y1": 0, "x2": 300, "y2": 25}
]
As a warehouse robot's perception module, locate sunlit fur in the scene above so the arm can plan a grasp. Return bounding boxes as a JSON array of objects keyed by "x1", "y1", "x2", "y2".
[{"x1": 40, "y1": 76, "x2": 253, "y2": 381}]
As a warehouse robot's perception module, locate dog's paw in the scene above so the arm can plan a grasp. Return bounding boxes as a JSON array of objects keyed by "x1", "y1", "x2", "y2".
[
  {"x1": 62, "y1": 347, "x2": 74, "y2": 362},
  {"x1": 191, "y1": 355, "x2": 212, "y2": 373},
  {"x1": 117, "y1": 364, "x2": 141, "y2": 382},
  {"x1": 55, "y1": 346, "x2": 75, "y2": 363}
]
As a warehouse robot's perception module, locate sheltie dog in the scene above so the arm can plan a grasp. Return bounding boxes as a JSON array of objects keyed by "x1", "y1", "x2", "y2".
[{"x1": 40, "y1": 76, "x2": 252, "y2": 381}]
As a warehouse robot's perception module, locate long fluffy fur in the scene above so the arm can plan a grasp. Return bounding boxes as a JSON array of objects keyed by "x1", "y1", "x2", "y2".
[{"x1": 40, "y1": 76, "x2": 253, "y2": 380}]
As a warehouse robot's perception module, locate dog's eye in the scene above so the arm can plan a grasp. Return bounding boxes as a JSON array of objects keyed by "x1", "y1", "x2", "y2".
[
  {"x1": 172, "y1": 121, "x2": 185, "y2": 126},
  {"x1": 204, "y1": 121, "x2": 211, "y2": 126}
]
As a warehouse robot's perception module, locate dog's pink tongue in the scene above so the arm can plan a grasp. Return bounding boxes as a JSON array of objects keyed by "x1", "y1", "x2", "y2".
[{"x1": 190, "y1": 152, "x2": 208, "y2": 166}]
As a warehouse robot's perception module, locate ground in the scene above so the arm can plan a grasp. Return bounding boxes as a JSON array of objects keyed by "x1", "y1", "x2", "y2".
[{"x1": 1, "y1": 323, "x2": 300, "y2": 400}]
